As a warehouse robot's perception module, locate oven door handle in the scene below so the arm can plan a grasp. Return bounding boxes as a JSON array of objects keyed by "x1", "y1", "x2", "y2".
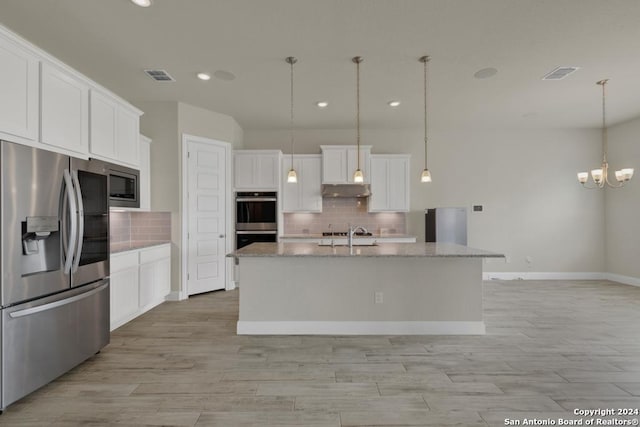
[
  {"x1": 235, "y1": 197, "x2": 277, "y2": 202},
  {"x1": 236, "y1": 230, "x2": 277, "y2": 235}
]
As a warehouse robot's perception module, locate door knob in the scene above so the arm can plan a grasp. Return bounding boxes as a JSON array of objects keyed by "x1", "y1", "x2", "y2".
[{"x1": 219, "y1": 234, "x2": 225, "y2": 238}]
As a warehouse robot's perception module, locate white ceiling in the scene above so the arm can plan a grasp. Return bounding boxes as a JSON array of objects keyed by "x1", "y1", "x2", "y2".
[{"x1": 2, "y1": 0, "x2": 640, "y2": 131}]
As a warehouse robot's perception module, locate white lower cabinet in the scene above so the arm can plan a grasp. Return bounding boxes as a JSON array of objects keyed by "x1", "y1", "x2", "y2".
[
  {"x1": 110, "y1": 252, "x2": 140, "y2": 330},
  {"x1": 110, "y1": 243, "x2": 171, "y2": 330}
]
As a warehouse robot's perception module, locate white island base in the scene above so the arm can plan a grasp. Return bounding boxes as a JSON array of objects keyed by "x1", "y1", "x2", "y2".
[{"x1": 234, "y1": 243, "x2": 501, "y2": 335}]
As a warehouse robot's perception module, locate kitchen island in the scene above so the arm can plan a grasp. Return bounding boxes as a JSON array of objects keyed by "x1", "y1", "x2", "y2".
[{"x1": 230, "y1": 242, "x2": 503, "y2": 335}]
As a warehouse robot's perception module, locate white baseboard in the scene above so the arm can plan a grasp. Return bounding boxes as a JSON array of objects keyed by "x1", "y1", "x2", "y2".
[
  {"x1": 237, "y1": 321, "x2": 485, "y2": 335},
  {"x1": 605, "y1": 273, "x2": 640, "y2": 287},
  {"x1": 166, "y1": 290, "x2": 188, "y2": 301},
  {"x1": 226, "y1": 281, "x2": 237, "y2": 291},
  {"x1": 483, "y1": 272, "x2": 605, "y2": 281}
]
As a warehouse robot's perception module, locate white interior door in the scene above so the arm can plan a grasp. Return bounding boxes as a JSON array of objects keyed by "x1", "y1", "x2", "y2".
[{"x1": 185, "y1": 136, "x2": 227, "y2": 295}]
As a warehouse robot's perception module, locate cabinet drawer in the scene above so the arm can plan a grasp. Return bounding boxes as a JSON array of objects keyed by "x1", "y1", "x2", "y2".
[
  {"x1": 139, "y1": 244, "x2": 170, "y2": 264},
  {"x1": 110, "y1": 251, "x2": 138, "y2": 272}
]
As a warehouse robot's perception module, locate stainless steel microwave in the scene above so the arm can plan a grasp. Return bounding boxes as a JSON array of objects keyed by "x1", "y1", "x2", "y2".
[{"x1": 108, "y1": 164, "x2": 140, "y2": 208}]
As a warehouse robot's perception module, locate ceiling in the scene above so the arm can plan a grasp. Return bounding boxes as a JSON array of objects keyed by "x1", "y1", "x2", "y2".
[{"x1": 2, "y1": 0, "x2": 640, "y2": 131}]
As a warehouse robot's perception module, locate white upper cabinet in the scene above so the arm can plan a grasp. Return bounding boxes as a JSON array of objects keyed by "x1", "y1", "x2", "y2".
[
  {"x1": 233, "y1": 150, "x2": 281, "y2": 190},
  {"x1": 40, "y1": 62, "x2": 89, "y2": 156},
  {"x1": 321, "y1": 145, "x2": 371, "y2": 184},
  {"x1": 369, "y1": 154, "x2": 411, "y2": 212},
  {"x1": 282, "y1": 155, "x2": 322, "y2": 213},
  {"x1": 0, "y1": 33, "x2": 39, "y2": 142},
  {"x1": 90, "y1": 89, "x2": 141, "y2": 167},
  {"x1": 0, "y1": 24, "x2": 142, "y2": 162},
  {"x1": 139, "y1": 135, "x2": 151, "y2": 211}
]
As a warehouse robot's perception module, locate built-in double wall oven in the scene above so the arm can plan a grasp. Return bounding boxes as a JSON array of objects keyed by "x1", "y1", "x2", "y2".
[{"x1": 235, "y1": 192, "x2": 277, "y2": 249}]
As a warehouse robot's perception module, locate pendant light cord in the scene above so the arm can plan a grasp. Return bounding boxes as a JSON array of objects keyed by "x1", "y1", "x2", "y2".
[
  {"x1": 355, "y1": 57, "x2": 361, "y2": 171},
  {"x1": 422, "y1": 56, "x2": 430, "y2": 170},
  {"x1": 286, "y1": 57, "x2": 297, "y2": 169},
  {"x1": 601, "y1": 79, "x2": 608, "y2": 164}
]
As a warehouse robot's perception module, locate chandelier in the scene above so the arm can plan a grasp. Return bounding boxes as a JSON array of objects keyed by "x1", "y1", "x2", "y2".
[{"x1": 577, "y1": 79, "x2": 633, "y2": 188}]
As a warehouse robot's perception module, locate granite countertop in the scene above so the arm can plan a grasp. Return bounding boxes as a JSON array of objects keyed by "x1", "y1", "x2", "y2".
[
  {"x1": 230, "y1": 242, "x2": 504, "y2": 258},
  {"x1": 111, "y1": 241, "x2": 171, "y2": 254}
]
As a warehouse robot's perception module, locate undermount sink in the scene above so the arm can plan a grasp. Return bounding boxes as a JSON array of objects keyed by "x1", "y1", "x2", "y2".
[{"x1": 318, "y1": 241, "x2": 378, "y2": 247}]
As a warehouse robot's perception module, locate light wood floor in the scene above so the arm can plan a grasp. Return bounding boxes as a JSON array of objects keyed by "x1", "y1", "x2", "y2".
[{"x1": 2, "y1": 280, "x2": 640, "y2": 426}]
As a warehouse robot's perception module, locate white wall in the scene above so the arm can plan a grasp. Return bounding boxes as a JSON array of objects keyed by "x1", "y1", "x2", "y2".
[
  {"x1": 244, "y1": 128, "x2": 605, "y2": 273},
  {"x1": 606, "y1": 116, "x2": 640, "y2": 280},
  {"x1": 138, "y1": 101, "x2": 243, "y2": 295}
]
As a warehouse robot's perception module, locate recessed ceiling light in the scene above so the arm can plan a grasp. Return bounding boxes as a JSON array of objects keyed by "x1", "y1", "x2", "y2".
[
  {"x1": 213, "y1": 70, "x2": 236, "y2": 81},
  {"x1": 316, "y1": 101, "x2": 329, "y2": 108},
  {"x1": 388, "y1": 100, "x2": 401, "y2": 108},
  {"x1": 197, "y1": 72, "x2": 211, "y2": 81},
  {"x1": 130, "y1": 0, "x2": 152, "y2": 7},
  {"x1": 474, "y1": 67, "x2": 498, "y2": 79}
]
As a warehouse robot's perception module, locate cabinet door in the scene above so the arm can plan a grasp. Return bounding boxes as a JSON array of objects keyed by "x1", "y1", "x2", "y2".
[
  {"x1": 139, "y1": 136, "x2": 151, "y2": 211},
  {"x1": 369, "y1": 157, "x2": 389, "y2": 211},
  {"x1": 369, "y1": 155, "x2": 410, "y2": 212},
  {"x1": 89, "y1": 90, "x2": 117, "y2": 159},
  {"x1": 139, "y1": 262, "x2": 155, "y2": 308},
  {"x1": 300, "y1": 156, "x2": 322, "y2": 212},
  {"x1": 322, "y1": 148, "x2": 347, "y2": 184},
  {"x1": 388, "y1": 157, "x2": 410, "y2": 211},
  {"x1": 257, "y1": 154, "x2": 279, "y2": 189},
  {"x1": 110, "y1": 267, "x2": 139, "y2": 329},
  {"x1": 117, "y1": 108, "x2": 140, "y2": 167},
  {"x1": 234, "y1": 153, "x2": 255, "y2": 189},
  {"x1": 156, "y1": 257, "x2": 171, "y2": 299},
  {"x1": 41, "y1": 63, "x2": 89, "y2": 155},
  {"x1": 0, "y1": 36, "x2": 38, "y2": 141}
]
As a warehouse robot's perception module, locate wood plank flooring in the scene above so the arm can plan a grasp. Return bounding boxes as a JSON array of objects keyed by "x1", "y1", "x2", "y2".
[{"x1": 2, "y1": 279, "x2": 640, "y2": 426}]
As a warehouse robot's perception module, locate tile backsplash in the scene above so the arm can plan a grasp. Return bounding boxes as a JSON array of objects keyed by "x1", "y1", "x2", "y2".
[
  {"x1": 283, "y1": 197, "x2": 406, "y2": 235},
  {"x1": 110, "y1": 211, "x2": 171, "y2": 244}
]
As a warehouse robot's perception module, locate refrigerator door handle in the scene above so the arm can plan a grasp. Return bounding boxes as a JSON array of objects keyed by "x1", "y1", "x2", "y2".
[
  {"x1": 8, "y1": 282, "x2": 109, "y2": 318},
  {"x1": 62, "y1": 169, "x2": 78, "y2": 274},
  {"x1": 71, "y1": 170, "x2": 84, "y2": 273}
]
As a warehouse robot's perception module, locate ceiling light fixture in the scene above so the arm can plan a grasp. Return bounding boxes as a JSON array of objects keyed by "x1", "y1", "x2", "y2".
[
  {"x1": 130, "y1": 0, "x2": 152, "y2": 7},
  {"x1": 286, "y1": 56, "x2": 298, "y2": 184},
  {"x1": 577, "y1": 79, "x2": 633, "y2": 188},
  {"x1": 316, "y1": 101, "x2": 329, "y2": 108},
  {"x1": 196, "y1": 72, "x2": 211, "y2": 81},
  {"x1": 420, "y1": 55, "x2": 432, "y2": 183},
  {"x1": 352, "y1": 56, "x2": 364, "y2": 184},
  {"x1": 388, "y1": 100, "x2": 401, "y2": 108}
]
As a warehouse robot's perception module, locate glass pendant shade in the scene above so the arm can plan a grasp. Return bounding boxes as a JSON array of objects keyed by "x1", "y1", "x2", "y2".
[
  {"x1": 420, "y1": 169, "x2": 432, "y2": 183},
  {"x1": 621, "y1": 168, "x2": 634, "y2": 181},
  {"x1": 287, "y1": 169, "x2": 298, "y2": 183},
  {"x1": 353, "y1": 169, "x2": 364, "y2": 183},
  {"x1": 591, "y1": 168, "x2": 603, "y2": 184},
  {"x1": 577, "y1": 172, "x2": 589, "y2": 184}
]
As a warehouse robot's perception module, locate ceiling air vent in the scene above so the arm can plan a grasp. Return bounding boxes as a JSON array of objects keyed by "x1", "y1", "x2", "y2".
[
  {"x1": 542, "y1": 66, "x2": 579, "y2": 80},
  {"x1": 144, "y1": 69, "x2": 175, "y2": 82}
]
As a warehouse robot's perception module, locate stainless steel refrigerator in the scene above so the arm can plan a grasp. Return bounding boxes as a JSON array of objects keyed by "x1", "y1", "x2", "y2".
[
  {"x1": 425, "y1": 207, "x2": 468, "y2": 245},
  {"x1": 1, "y1": 140, "x2": 110, "y2": 410}
]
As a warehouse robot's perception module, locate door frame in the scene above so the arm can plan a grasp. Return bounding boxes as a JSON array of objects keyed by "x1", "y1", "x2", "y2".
[{"x1": 180, "y1": 133, "x2": 234, "y2": 299}]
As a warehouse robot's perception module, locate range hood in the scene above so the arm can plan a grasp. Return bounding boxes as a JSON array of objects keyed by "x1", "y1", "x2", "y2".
[{"x1": 321, "y1": 183, "x2": 371, "y2": 198}]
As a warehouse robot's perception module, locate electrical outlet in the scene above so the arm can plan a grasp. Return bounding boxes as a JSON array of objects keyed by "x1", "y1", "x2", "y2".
[
  {"x1": 525, "y1": 256, "x2": 533, "y2": 264},
  {"x1": 374, "y1": 292, "x2": 384, "y2": 304}
]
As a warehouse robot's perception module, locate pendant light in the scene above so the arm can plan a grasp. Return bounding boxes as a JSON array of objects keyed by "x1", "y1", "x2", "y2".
[
  {"x1": 352, "y1": 56, "x2": 364, "y2": 183},
  {"x1": 420, "y1": 55, "x2": 432, "y2": 183},
  {"x1": 286, "y1": 56, "x2": 298, "y2": 183},
  {"x1": 577, "y1": 79, "x2": 633, "y2": 188}
]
